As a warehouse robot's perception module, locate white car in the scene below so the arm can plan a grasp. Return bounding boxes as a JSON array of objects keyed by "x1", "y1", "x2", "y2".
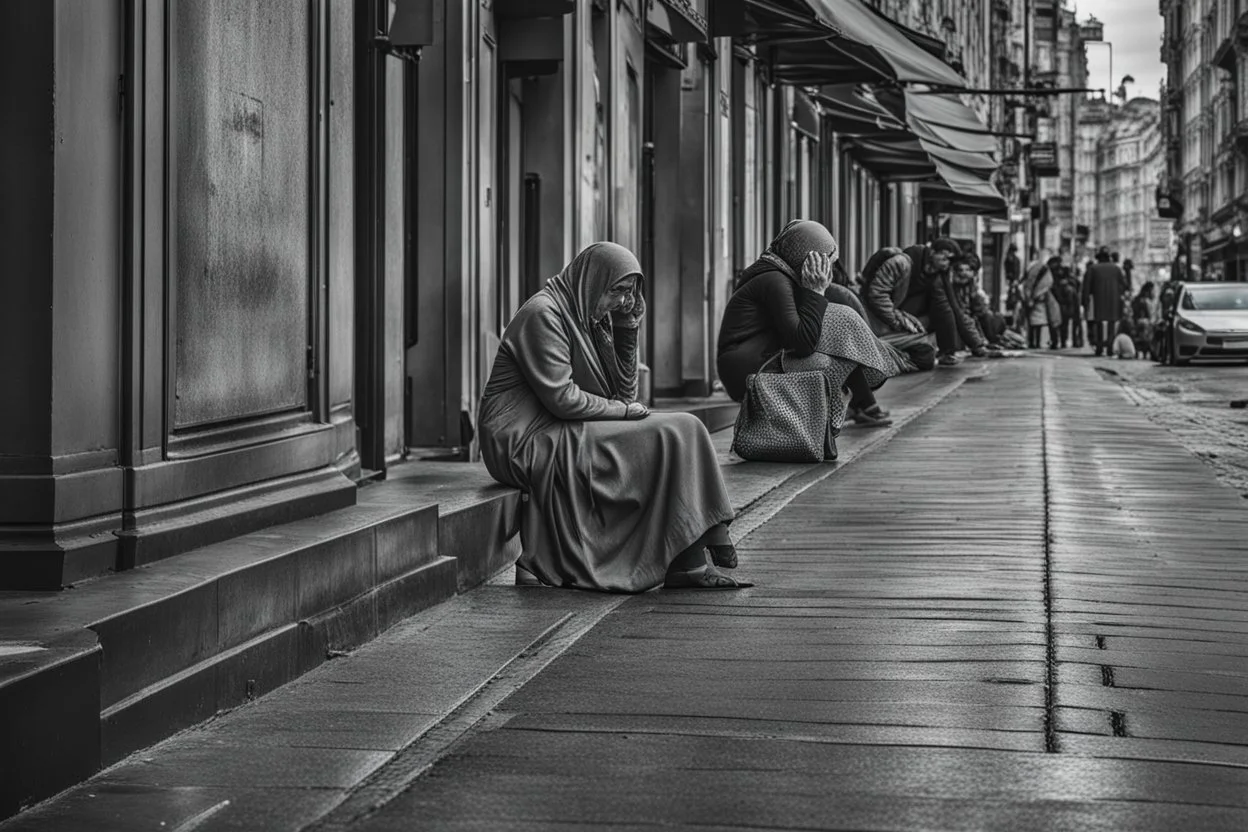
[{"x1": 1172, "y1": 281, "x2": 1248, "y2": 365}]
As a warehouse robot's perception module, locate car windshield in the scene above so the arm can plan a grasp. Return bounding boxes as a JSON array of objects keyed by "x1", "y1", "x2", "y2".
[{"x1": 1181, "y1": 285, "x2": 1248, "y2": 311}]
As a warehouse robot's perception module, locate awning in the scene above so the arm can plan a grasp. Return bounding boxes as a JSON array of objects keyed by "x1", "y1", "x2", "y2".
[
  {"x1": 818, "y1": 81, "x2": 1003, "y2": 208},
  {"x1": 647, "y1": 0, "x2": 708, "y2": 44},
  {"x1": 895, "y1": 91, "x2": 1000, "y2": 155},
  {"x1": 711, "y1": 0, "x2": 965, "y2": 88},
  {"x1": 921, "y1": 183, "x2": 1010, "y2": 217},
  {"x1": 864, "y1": 3, "x2": 946, "y2": 61},
  {"x1": 815, "y1": 84, "x2": 907, "y2": 137},
  {"x1": 792, "y1": 89, "x2": 821, "y2": 140},
  {"x1": 807, "y1": 0, "x2": 965, "y2": 87}
]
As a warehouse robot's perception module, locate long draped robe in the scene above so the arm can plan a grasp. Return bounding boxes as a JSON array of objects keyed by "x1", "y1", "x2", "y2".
[{"x1": 478, "y1": 243, "x2": 733, "y2": 593}]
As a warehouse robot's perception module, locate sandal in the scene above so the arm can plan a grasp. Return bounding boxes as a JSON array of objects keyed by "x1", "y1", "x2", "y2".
[
  {"x1": 708, "y1": 544, "x2": 738, "y2": 569},
  {"x1": 849, "y1": 408, "x2": 893, "y2": 428},
  {"x1": 663, "y1": 564, "x2": 753, "y2": 590}
]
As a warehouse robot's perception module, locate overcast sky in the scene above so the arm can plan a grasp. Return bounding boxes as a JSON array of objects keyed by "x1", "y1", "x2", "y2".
[{"x1": 1072, "y1": 0, "x2": 1166, "y2": 99}]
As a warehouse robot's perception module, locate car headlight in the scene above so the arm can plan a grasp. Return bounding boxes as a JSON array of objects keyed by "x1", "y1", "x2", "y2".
[{"x1": 1176, "y1": 317, "x2": 1205, "y2": 334}]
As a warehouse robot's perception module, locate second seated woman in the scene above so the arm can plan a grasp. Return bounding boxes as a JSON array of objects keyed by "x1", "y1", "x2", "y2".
[
  {"x1": 717, "y1": 220, "x2": 900, "y2": 440},
  {"x1": 478, "y1": 242, "x2": 748, "y2": 592}
]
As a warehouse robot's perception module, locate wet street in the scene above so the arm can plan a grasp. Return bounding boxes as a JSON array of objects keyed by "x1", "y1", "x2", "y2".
[{"x1": 6, "y1": 357, "x2": 1248, "y2": 831}]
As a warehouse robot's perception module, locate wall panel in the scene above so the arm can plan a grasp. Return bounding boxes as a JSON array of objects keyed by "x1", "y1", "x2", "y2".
[{"x1": 171, "y1": 0, "x2": 311, "y2": 428}]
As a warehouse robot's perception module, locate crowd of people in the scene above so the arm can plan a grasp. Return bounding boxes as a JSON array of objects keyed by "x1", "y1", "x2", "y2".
[
  {"x1": 474, "y1": 223, "x2": 1178, "y2": 596},
  {"x1": 999, "y1": 243, "x2": 1171, "y2": 361}
]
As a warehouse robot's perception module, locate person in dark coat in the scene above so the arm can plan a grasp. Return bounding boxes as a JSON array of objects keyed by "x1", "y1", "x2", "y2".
[
  {"x1": 716, "y1": 220, "x2": 896, "y2": 423},
  {"x1": 1083, "y1": 246, "x2": 1128, "y2": 356},
  {"x1": 1004, "y1": 243, "x2": 1021, "y2": 285},
  {"x1": 1050, "y1": 259, "x2": 1081, "y2": 348}
]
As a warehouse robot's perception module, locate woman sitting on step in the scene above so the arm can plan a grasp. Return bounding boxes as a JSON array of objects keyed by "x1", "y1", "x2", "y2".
[
  {"x1": 478, "y1": 242, "x2": 749, "y2": 591},
  {"x1": 717, "y1": 220, "x2": 900, "y2": 441}
]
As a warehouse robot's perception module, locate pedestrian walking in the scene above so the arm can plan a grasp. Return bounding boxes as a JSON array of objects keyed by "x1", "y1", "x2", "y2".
[
  {"x1": 1155, "y1": 276, "x2": 1183, "y2": 363},
  {"x1": 1050, "y1": 261, "x2": 1081, "y2": 349},
  {"x1": 718, "y1": 220, "x2": 898, "y2": 432},
  {"x1": 1068, "y1": 264, "x2": 1085, "y2": 348},
  {"x1": 1131, "y1": 282, "x2": 1158, "y2": 359},
  {"x1": 1019, "y1": 256, "x2": 1061, "y2": 349},
  {"x1": 478, "y1": 242, "x2": 746, "y2": 591},
  {"x1": 1082, "y1": 246, "x2": 1128, "y2": 356},
  {"x1": 1004, "y1": 243, "x2": 1021, "y2": 286}
]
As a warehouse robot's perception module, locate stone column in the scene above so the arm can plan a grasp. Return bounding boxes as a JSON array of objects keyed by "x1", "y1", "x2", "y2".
[{"x1": 0, "y1": 2, "x2": 126, "y2": 588}]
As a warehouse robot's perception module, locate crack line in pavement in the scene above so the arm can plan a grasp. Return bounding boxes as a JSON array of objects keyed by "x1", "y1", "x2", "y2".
[{"x1": 1041, "y1": 363, "x2": 1060, "y2": 754}]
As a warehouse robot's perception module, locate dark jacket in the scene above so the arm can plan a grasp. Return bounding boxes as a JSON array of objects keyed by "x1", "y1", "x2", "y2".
[
  {"x1": 858, "y1": 250, "x2": 914, "y2": 336},
  {"x1": 1082, "y1": 262, "x2": 1127, "y2": 323},
  {"x1": 1005, "y1": 252, "x2": 1021, "y2": 284},
  {"x1": 716, "y1": 265, "x2": 829, "y2": 401}
]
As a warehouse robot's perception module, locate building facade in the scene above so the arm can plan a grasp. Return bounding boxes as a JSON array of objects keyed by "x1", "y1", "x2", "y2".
[
  {"x1": 1094, "y1": 99, "x2": 1172, "y2": 285},
  {"x1": 3, "y1": 0, "x2": 1008, "y2": 591},
  {"x1": 1161, "y1": 0, "x2": 1248, "y2": 280}
]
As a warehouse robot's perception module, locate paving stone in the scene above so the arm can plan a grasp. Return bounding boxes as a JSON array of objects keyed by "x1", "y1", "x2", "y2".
[{"x1": 11, "y1": 359, "x2": 1248, "y2": 831}]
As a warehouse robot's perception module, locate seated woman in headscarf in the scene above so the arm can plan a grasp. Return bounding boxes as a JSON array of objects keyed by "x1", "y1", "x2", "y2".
[
  {"x1": 479, "y1": 242, "x2": 747, "y2": 591},
  {"x1": 717, "y1": 220, "x2": 900, "y2": 435}
]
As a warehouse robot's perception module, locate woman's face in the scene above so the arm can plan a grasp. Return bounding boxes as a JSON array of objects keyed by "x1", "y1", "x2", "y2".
[
  {"x1": 953, "y1": 262, "x2": 975, "y2": 283},
  {"x1": 594, "y1": 275, "x2": 637, "y2": 320}
]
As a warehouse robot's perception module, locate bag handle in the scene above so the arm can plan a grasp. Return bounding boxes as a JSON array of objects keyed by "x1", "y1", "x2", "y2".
[{"x1": 758, "y1": 351, "x2": 784, "y2": 374}]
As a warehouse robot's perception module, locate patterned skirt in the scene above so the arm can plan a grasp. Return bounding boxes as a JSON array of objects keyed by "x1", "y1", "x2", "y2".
[{"x1": 781, "y1": 305, "x2": 901, "y2": 432}]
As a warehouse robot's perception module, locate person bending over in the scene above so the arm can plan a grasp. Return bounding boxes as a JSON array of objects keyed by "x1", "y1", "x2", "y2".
[
  {"x1": 479, "y1": 242, "x2": 747, "y2": 591},
  {"x1": 898, "y1": 238, "x2": 988, "y2": 365}
]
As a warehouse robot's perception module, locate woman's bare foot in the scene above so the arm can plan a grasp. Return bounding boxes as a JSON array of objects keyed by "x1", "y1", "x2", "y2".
[{"x1": 663, "y1": 563, "x2": 753, "y2": 589}]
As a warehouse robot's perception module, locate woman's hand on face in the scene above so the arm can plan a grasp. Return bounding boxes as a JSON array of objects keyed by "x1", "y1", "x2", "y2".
[
  {"x1": 610, "y1": 288, "x2": 646, "y2": 328},
  {"x1": 624, "y1": 402, "x2": 650, "y2": 420},
  {"x1": 799, "y1": 252, "x2": 834, "y2": 293}
]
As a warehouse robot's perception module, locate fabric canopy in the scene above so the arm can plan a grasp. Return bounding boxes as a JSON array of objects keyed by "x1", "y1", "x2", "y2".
[
  {"x1": 920, "y1": 183, "x2": 1010, "y2": 217},
  {"x1": 895, "y1": 91, "x2": 1001, "y2": 155},
  {"x1": 712, "y1": 0, "x2": 965, "y2": 88},
  {"x1": 815, "y1": 84, "x2": 907, "y2": 137},
  {"x1": 809, "y1": 0, "x2": 965, "y2": 87},
  {"x1": 863, "y1": 3, "x2": 947, "y2": 60},
  {"x1": 818, "y1": 82, "x2": 1004, "y2": 214}
]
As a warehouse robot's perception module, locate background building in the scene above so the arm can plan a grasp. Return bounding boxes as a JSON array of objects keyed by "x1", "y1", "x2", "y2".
[
  {"x1": 1161, "y1": 0, "x2": 1248, "y2": 281},
  {"x1": 1093, "y1": 98, "x2": 1172, "y2": 285}
]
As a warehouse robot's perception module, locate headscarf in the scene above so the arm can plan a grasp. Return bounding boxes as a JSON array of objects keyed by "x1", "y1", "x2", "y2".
[
  {"x1": 756, "y1": 219, "x2": 840, "y2": 284},
  {"x1": 542, "y1": 242, "x2": 644, "y2": 399}
]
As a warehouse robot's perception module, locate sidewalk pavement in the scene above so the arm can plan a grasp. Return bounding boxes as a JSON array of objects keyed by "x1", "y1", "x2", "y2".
[{"x1": 6, "y1": 357, "x2": 1248, "y2": 831}]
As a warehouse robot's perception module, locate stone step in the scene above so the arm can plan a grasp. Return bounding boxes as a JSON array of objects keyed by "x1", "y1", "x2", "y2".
[
  {"x1": 98, "y1": 555, "x2": 458, "y2": 765},
  {"x1": 0, "y1": 493, "x2": 466, "y2": 818}
]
